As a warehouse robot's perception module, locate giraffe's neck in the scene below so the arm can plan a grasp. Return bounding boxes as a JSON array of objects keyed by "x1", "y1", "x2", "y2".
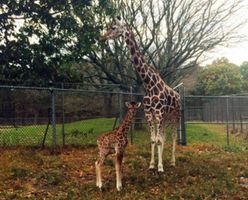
[
  {"x1": 117, "y1": 109, "x2": 135, "y2": 136},
  {"x1": 124, "y1": 29, "x2": 161, "y2": 91}
]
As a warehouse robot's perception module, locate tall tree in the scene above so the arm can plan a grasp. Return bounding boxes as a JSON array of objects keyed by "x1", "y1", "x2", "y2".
[
  {"x1": 0, "y1": 0, "x2": 104, "y2": 85},
  {"x1": 240, "y1": 61, "x2": 248, "y2": 92},
  {"x1": 84, "y1": 0, "x2": 245, "y2": 92},
  {"x1": 0, "y1": 0, "x2": 245, "y2": 91},
  {"x1": 193, "y1": 58, "x2": 242, "y2": 95}
]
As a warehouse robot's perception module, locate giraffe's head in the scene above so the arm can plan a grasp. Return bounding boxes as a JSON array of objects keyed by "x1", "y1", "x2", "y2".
[
  {"x1": 125, "y1": 101, "x2": 141, "y2": 114},
  {"x1": 101, "y1": 16, "x2": 127, "y2": 41}
]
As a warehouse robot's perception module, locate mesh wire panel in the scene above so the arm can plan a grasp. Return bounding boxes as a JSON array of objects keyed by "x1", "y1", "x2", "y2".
[
  {"x1": 55, "y1": 90, "x2": 122, "y2": 146},
  {"x1": 0, "y1": 87, "x2": 51, "y2": 147},
  {"x1": 185, "y1": 96, "x2": 248, "y2": 124},
  {"x1": 1, "y1": 85, "x2": 248, "y2": 147},
  {"x1": 184, "y1": 96, "x2": 248, "y2": 145}
]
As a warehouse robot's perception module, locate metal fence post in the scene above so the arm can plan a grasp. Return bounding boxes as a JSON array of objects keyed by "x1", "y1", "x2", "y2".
[
  {"x1": 51, "y1": 89, "x2": 57, "y2": 148},
  {"x1": 61, "y1": 83, "x2": 65, "y2": 146},
  {"x1": 118, "y1": 92, "x2": 123, "y2": 123},
  {"x1": 180, "y1": 86, "x2": 187, "y2": 145},
  {"x1": 226, "y1": 96, "x2": 230, "y2": 146},
  {"x1": 180, "y1": 111, "x2": 187, "y2": 145},
  {"x1": 231, "y1": 96, "x2": 235, "y2": 131},
  {"x1": 240, "y1": 114, "x2": 243, "y2": 133},
  {"x1": 129, "y1": 86, "x2": 134, "y2": 144},
  {"x1": 130, "y1": 86, "x2": 133, "y2": 101}
]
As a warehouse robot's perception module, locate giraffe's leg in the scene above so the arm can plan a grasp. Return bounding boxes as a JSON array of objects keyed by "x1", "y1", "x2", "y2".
[
  {"x1": 95, "y1": 150, "x2": 106, "y2": 190},
  {"x1": 171, "y1": 118, "x2": 178, "y2": 166},
  {"x1": 149, "y1": 123, "x2": 156, "y2": 169},
  {"x1": 145, "y1": 112, "x2": 156, "y2": 169},
  {"x1": 144, "y1": 98, "x2": 157, "y2": 170},
  {"x1": 156, "y1": 118, "x2": 165, "y2": 172},
  {"x1": 115, "y1": 152, "x2": 123, "y2": 191},
  {"x1": 95, "y1": 160, "x2": 102, "y2": 189},
  {"x1": 95, "y1": 160, "x2": 99, "y2": 186}
]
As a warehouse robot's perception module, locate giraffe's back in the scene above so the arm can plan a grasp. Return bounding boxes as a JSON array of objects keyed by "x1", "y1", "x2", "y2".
[{"x1": 97, "y1": 130, "x2": 128, "y2": 153}]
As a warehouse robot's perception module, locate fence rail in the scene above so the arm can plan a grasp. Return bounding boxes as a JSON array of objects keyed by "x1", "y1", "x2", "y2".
[{"x1": 0, "y1": 85, "x2": 248, "y2": 147}]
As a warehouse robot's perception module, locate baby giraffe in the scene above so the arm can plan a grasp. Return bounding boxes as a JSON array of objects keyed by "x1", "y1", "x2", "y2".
[{"x1": 95, "y1": 101, "x2": 141, "y2": 191}]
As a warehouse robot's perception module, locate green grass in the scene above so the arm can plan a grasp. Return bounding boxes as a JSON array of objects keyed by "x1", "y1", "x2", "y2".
[
  {"x1": 186, "y1": 123, "x2": 248, "y2": 150},
  {"x1": 60, "y1": 118, "x2": 116, "y2": 145},
  {"x1": 1, "y1": 118, "x2": 247, "y2": 150},
  {"x1": 0, "y1": 118, "x2": 116, "y2": 146},
  {"x1": 0, "y1": 125, "x2": 44, "y2": 146}
]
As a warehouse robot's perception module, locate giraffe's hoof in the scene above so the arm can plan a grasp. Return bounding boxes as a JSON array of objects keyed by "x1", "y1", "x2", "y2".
[
  {"x1": 97, "y1": 186, "x2": 103, "y2": 192},
  {"x1": 158, "y1": 165, "x2": 164, "y2": 173},
  {"x1": 117, "y1": 186, "x2": 122, "y2": 191},
  {"x1": 170, "y1": 162, "x2": 176, "y2": 167},
  {"x1": 157, "y1": 171, "x2": 165, "y2": 175},
  {"x1": 149, "y1": 163, "x2": 155, "y2": 169},
  {"x1": 148, "y1": 168, "x2": 156, "y2": 174}
]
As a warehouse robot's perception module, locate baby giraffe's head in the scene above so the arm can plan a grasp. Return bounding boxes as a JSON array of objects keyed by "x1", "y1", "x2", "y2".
[
  {"x1": 125, "y1": 101, "x2": 141, "y2": 115},
  {"x1": 101, "y1": 16, "x2": 127, "y2": 41}
]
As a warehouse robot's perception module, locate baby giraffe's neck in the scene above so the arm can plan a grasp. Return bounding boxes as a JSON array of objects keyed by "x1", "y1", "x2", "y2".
[{"x1": 117, "y1": 109, "x2": 135, "y2": 136}]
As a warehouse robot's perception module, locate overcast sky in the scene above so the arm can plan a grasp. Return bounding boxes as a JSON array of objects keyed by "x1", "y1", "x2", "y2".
[{"x1": 202, "y1": 0, "x2": 248, "y2": 66}]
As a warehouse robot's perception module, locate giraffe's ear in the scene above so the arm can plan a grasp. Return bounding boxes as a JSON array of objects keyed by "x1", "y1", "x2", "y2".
[
  {"x1": 125, "y1": 102, "x2": 129, "y2": 107},
  {"x1": 136, "y1": 102, "x2": 141, "y2": 108}
]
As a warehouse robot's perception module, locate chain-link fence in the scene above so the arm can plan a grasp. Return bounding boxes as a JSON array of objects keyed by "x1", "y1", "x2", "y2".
[
  {"x1": 0, "y1": 85, "x2": 145, "y2": 147},
  {"x1": 185, "y1": 95, "x2": 248, "y2": 145},
  {"x1": 185, "y1": 96, "x2": 248, "y2": 123},
  {"x1": 1, "y1": 85, "x2": 248, "y2": 147},
  {"x1": 0, "y1": 86, "x2": 50, "y2": 147}
]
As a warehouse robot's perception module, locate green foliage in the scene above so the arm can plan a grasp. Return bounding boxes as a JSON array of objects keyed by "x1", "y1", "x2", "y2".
[
  {"x1": 193, "y1": 58, "x2": 242, "y2": 95},
  {"x1": 1, "y1": 0, "x2": 243, "y2": 91},
  {"x1": 0, "y1": 0, "x2": 114, "y2": 86},
  {"x1": 240, "y1": 61, "x2": 248, "y2": 92},
  {"x1": 240, "y1": 61, "x2": 248, "y2": 78}
]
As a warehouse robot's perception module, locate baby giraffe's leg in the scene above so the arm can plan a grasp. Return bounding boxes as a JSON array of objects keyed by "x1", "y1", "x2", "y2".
[
  {"x1": 116, "y1": 151, "x2": 124, "y2": 191},
  {"x1": 95, "y1": 151, "x2": 107, "y2": 190},
  {"x1": 95, "y1": 160, "x2": 103, "y2": 189}
]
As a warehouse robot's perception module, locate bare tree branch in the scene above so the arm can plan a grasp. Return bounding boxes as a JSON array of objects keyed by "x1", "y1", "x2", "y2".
[{"x1": 85, "y1": 0, "x2": 246, "y2": 91}]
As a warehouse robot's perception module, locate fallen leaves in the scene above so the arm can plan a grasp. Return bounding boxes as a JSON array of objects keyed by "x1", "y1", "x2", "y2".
[
  {"x1": 239, "y1": 177, "x2": 248, "y2": 189},
  {"x1": 0, "y1": 145, "x2": 248, "y2": 199}
]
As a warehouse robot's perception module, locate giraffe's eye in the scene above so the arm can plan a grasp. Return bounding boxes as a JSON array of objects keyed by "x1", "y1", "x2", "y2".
[{"x1": 111, "y1": 27, "x2": 116, "y2": 30}]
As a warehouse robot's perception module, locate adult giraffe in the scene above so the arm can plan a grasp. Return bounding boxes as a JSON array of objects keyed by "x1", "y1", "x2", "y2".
[{"x1": 101, "y1": 17, "x2": 181, "y2": 172}]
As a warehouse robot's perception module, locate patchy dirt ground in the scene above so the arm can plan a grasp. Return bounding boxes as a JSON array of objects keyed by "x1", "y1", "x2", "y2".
[{"x1": 0, "y1": 144, "x2": 248, "y2": 200}]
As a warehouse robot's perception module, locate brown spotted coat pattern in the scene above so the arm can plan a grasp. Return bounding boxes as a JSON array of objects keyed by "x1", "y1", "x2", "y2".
[
  {"x1": 95, "y1": 102, "x2": 140, "y2": 191},
  {"x1": 101, "y1": 19, "x2": 181, "y2": 172}
]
